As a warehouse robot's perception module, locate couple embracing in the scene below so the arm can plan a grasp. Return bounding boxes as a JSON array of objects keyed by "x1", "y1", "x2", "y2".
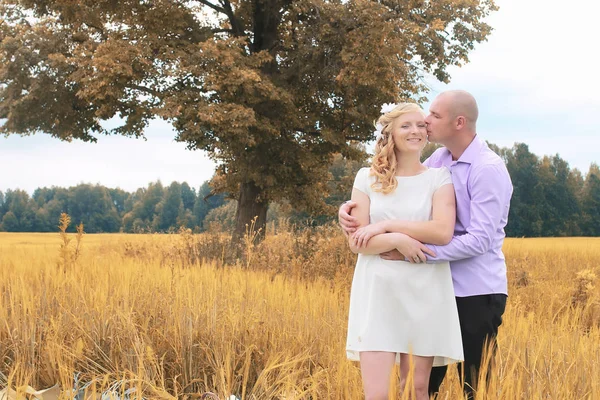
[{"x1": 340, "y1": 90, "x2": 513, "y2": 399}]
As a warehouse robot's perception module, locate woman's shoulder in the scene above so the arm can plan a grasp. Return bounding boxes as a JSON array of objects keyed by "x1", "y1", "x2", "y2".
[
  {"x1": 427, "y1": 166, "x2": 449, "y2": 172},
  {"x1": 427, "y1": 166, "x2": 451, "y2": 176},
  {"x1": 353, "y1": 167, "x2": 374, "y2": 191},
  {"x1": 426, "y1": 166, "x2": 453, "y2": 187},
  {"x1": 356, "y1": 167, "x2": 373, "y2": 178}
]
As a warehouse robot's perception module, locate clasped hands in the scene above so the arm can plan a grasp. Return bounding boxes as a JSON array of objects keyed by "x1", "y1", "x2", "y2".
[{"x1": 339, "y1": 201, "x2": 435, "y2": 264}]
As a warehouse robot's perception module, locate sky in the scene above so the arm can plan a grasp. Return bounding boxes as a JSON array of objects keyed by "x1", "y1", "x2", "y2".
[{"x1": 1, "y1": 0, "x2": 598, "y2": 194}]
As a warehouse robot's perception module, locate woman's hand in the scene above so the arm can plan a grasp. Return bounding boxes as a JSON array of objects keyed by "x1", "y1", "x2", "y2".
[
  {"x1": 393, "y1": 233, "x2": 437, "y2": 263},
  {"x1": 351, "y1": 222, "x2": 387, "y2": 248}
]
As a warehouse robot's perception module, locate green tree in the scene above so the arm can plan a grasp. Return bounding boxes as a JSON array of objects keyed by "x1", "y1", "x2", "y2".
[
  {"x1": 1, "y1": 211, "x2": 19, "y2": 232},
  {"x1": 193, "y1": 181, "x2": 226, "y2": 231},
  {"x1": 38, "y1": 189, "x2": 70, "y2": 231},
  {"x1": 32, "y1": 187, "x2": 57, "y2": 207},
  {"x1": 0, "y1": 190, "x2": 5, "y2": 221},
  {"x1": 108, "y1": 188, "x2": 130, "y2": 217},
  {"x1": 68, "y1": 184, "x2": 121, "y2": 232},
  {"x1": 122, "y1": 188, "x2": 145, "y2": 232},
  {"x1": 32, "y1": 207, "x2": 53, "y2": 232},
  {"x1": 180, "y1": 182, "x2": 196, "y2": 211},
  {"x1": 581, "y1": 163, "x2": 600, "y2": 236},
  {"x1": 421, "y1": 142, "x2": 443, "y2": 162},
  {"x1": 547, "y1": 155, "x2": 580, "y2": 236},
  {"x1": 122, "y1": 183, "x2": 167, "y2": 232},
  {"x1": 2, "y1": 189, "x2": 35, "y2": 231},
  {"x1": 0, "y1": 0, "x2": 498, "y2": 241},
  {"x1": 156, "y1": 182, "x2": 183, "y2": 231},
  {"x1": 566, "y1": 167, "x2": 584, "y2": 236},
  {"x1": 128, "y1": 181, "x2": 165, "y2": 231},
  {"x1": 504, "y1": 143, "x2": 543, "y2": 237},
  {"x1": 203, "y1": 200, "x2": 237, "y2": 232},
  {"x1": 531, "y1": 155, "x2": 581, "y2": 237}
]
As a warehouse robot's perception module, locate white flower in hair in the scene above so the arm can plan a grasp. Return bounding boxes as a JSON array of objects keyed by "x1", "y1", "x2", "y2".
[
  {"x1": 373, "y1": 122, "x2": 384, "y2": 140},
  {"x1": 380, "y1": 103, "x2": 398, "y2": 114}
]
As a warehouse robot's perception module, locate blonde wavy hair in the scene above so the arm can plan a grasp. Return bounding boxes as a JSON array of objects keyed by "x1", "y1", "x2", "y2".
[{"x1": 371, "y1": 102, "x2": 424, "y2": 194}]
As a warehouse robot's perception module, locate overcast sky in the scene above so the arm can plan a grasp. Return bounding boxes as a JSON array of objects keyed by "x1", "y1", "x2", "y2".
[{"x1": 1, "y1": 0, "x2": 598, "y2": 194}]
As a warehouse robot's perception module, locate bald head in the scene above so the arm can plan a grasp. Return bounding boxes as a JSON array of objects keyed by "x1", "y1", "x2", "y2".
[{"x1": 438, "y1": 90, "x2": 479, "y2": 126}]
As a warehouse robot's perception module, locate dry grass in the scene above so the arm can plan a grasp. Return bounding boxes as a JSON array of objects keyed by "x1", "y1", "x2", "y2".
[{"x1": 1, "y1": 228, "x2": 599, "y2": 399}]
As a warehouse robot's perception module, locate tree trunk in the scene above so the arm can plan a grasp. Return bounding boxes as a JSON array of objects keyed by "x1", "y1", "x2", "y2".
[{"x1": 232, "y1": 181, "x2": 269, "y2": 245}]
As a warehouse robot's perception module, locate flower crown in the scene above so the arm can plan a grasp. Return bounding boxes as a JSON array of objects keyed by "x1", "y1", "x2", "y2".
[{"x1": 373, "y1": 103, "x2": 399, "y2": 140}]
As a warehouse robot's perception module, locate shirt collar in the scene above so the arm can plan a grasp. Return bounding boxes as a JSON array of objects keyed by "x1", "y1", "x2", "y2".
[{"x1": 454, "y1": 135, "x2": 484, "y2": 165}]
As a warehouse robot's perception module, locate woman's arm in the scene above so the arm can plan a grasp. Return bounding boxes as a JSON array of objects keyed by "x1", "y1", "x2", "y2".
[
  {"x1": 384, "y1": 184, "x2": 456, "y2": 245},
  {"x1": 347, "y1": 188, "x2": 435, "y2": 260},
  {"x1": 352, "y1": 184, "x2": 456, "y2": 247},
  {"x1": 346, "y1": 188, "x2": 397, "y2": 254}
]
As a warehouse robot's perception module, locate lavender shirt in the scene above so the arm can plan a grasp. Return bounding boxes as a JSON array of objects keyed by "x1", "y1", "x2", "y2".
[{"x1": 423, "y1": 136, "x2": 513, "y2": 297}]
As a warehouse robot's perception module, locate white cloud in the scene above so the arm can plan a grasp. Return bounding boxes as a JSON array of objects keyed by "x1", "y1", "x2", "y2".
[{"x1": 0, "y1": 119, "x2": 216, "y2": 193}]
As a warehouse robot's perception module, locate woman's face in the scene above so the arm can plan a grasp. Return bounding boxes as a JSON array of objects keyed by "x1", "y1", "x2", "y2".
[{"x1": 389, "y1": 111, "x2": 427, "y2": 154}]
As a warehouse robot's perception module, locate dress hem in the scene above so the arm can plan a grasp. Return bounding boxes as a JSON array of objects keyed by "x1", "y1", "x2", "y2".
[{"x1": 346, "y1": 349, "x2": 463, "y2": 367}]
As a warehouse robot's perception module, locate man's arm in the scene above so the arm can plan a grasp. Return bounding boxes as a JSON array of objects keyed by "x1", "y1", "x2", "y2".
[
  {"x1": 426, "y1": 163, "x2": 512, "y2": 262},
  {"x1": 349, "y1": 232, "x2": 410, "y2": 255}
]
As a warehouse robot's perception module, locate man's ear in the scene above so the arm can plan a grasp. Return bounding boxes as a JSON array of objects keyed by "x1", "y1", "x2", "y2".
[{"x1": 456, "y1": 116, "x2": 467, "y2": 130}]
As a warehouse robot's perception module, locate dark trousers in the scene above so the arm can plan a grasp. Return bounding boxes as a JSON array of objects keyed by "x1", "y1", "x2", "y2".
[{"x1": 429, "y1": 294, "x2": 507, "y2": 399}]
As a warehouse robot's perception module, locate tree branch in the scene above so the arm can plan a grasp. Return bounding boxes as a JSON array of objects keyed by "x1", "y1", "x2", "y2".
[
  {"x1": 83, "y1": 21, "x2": 108, "y2": 41},
  {"x1": 126, "y1": 84, "x2": 161, "y2": 97},
  {"x1": 198, "y1": 0, "x2": 227, "y2": 15},
  {"x1": 219, "y1": 0, "x2": 244, "y2": 36},
  {"x1": 211, "y1": 28, "x2": 233, "y2": 34}
]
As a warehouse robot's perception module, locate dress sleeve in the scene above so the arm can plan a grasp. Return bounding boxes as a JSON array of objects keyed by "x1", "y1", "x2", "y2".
[
  {"x1": 353, "y1": 168, "x2": 370, "y2": 195},
  {"x1": 436, "y1": 167, "x2": 453, "y2": 190}
]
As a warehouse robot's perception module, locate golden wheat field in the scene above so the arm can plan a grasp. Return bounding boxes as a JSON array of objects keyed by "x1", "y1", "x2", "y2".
[{"x1": 1, "y1": 226, "x2": 600, "y2": 399}]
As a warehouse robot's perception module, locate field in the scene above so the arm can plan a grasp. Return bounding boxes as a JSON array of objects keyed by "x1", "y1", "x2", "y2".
[{"x1": 1, "y1": 228, "x2": 599, "y2": 399}]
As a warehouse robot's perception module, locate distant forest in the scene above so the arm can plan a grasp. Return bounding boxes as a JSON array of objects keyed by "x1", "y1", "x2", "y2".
[{"x1": 1, "y1": 142, "x2": 599, "y2": 237}]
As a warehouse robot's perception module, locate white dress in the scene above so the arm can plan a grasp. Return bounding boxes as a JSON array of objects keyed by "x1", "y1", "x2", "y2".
[{"x1": 346, "y1": 167, "x2": 463, "y2": 366}]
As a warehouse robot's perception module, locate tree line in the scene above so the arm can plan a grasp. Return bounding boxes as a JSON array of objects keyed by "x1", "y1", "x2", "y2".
[{"x1": 1, "y1": 142, "x2": 599, "y2": 237}]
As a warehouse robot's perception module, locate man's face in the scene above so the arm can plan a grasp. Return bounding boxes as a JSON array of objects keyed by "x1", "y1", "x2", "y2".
[{"x1": 424, "y1": 95, "x2": 454, "y2": 145}]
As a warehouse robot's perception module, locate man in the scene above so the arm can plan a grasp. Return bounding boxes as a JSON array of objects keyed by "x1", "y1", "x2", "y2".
[{"x1": 338, "y1": 90, "x2": 513, "y2": 398}]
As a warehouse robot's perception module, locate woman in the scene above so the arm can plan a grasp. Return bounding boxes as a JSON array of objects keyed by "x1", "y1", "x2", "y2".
[{"x1": 346, "y1": 103, "x2": 463, "y2": 400}]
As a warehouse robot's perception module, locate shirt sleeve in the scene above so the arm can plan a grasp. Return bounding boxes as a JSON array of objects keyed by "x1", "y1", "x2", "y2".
[
  {"x1": 426, "y1": 163, "x2": 512, "y2": 262},
  {"x1": 353, "y1": 168, "x2": 370, "y2": 195},
  {"x1": 423, "y1": 147, "x2": 442, "y2": 168}
]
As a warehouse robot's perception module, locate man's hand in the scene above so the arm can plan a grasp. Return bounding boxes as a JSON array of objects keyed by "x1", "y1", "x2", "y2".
[
  {"x1": 380, "y1": 249, "x2": 406, "y2": 261},
  {"x1": 380, "y1": 235, "x2": 437, "y2": 263},
  {"x1": 339, "y1": 201, "x2": 359, "y2": 235},
  {"x1": 352, "y1": 221, "x2": 386, "y2": 248}
]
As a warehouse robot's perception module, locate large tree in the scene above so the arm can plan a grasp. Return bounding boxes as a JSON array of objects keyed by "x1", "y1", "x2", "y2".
[{"x1": 0, "y1": 0, "x2": 497, "y2": 240}]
